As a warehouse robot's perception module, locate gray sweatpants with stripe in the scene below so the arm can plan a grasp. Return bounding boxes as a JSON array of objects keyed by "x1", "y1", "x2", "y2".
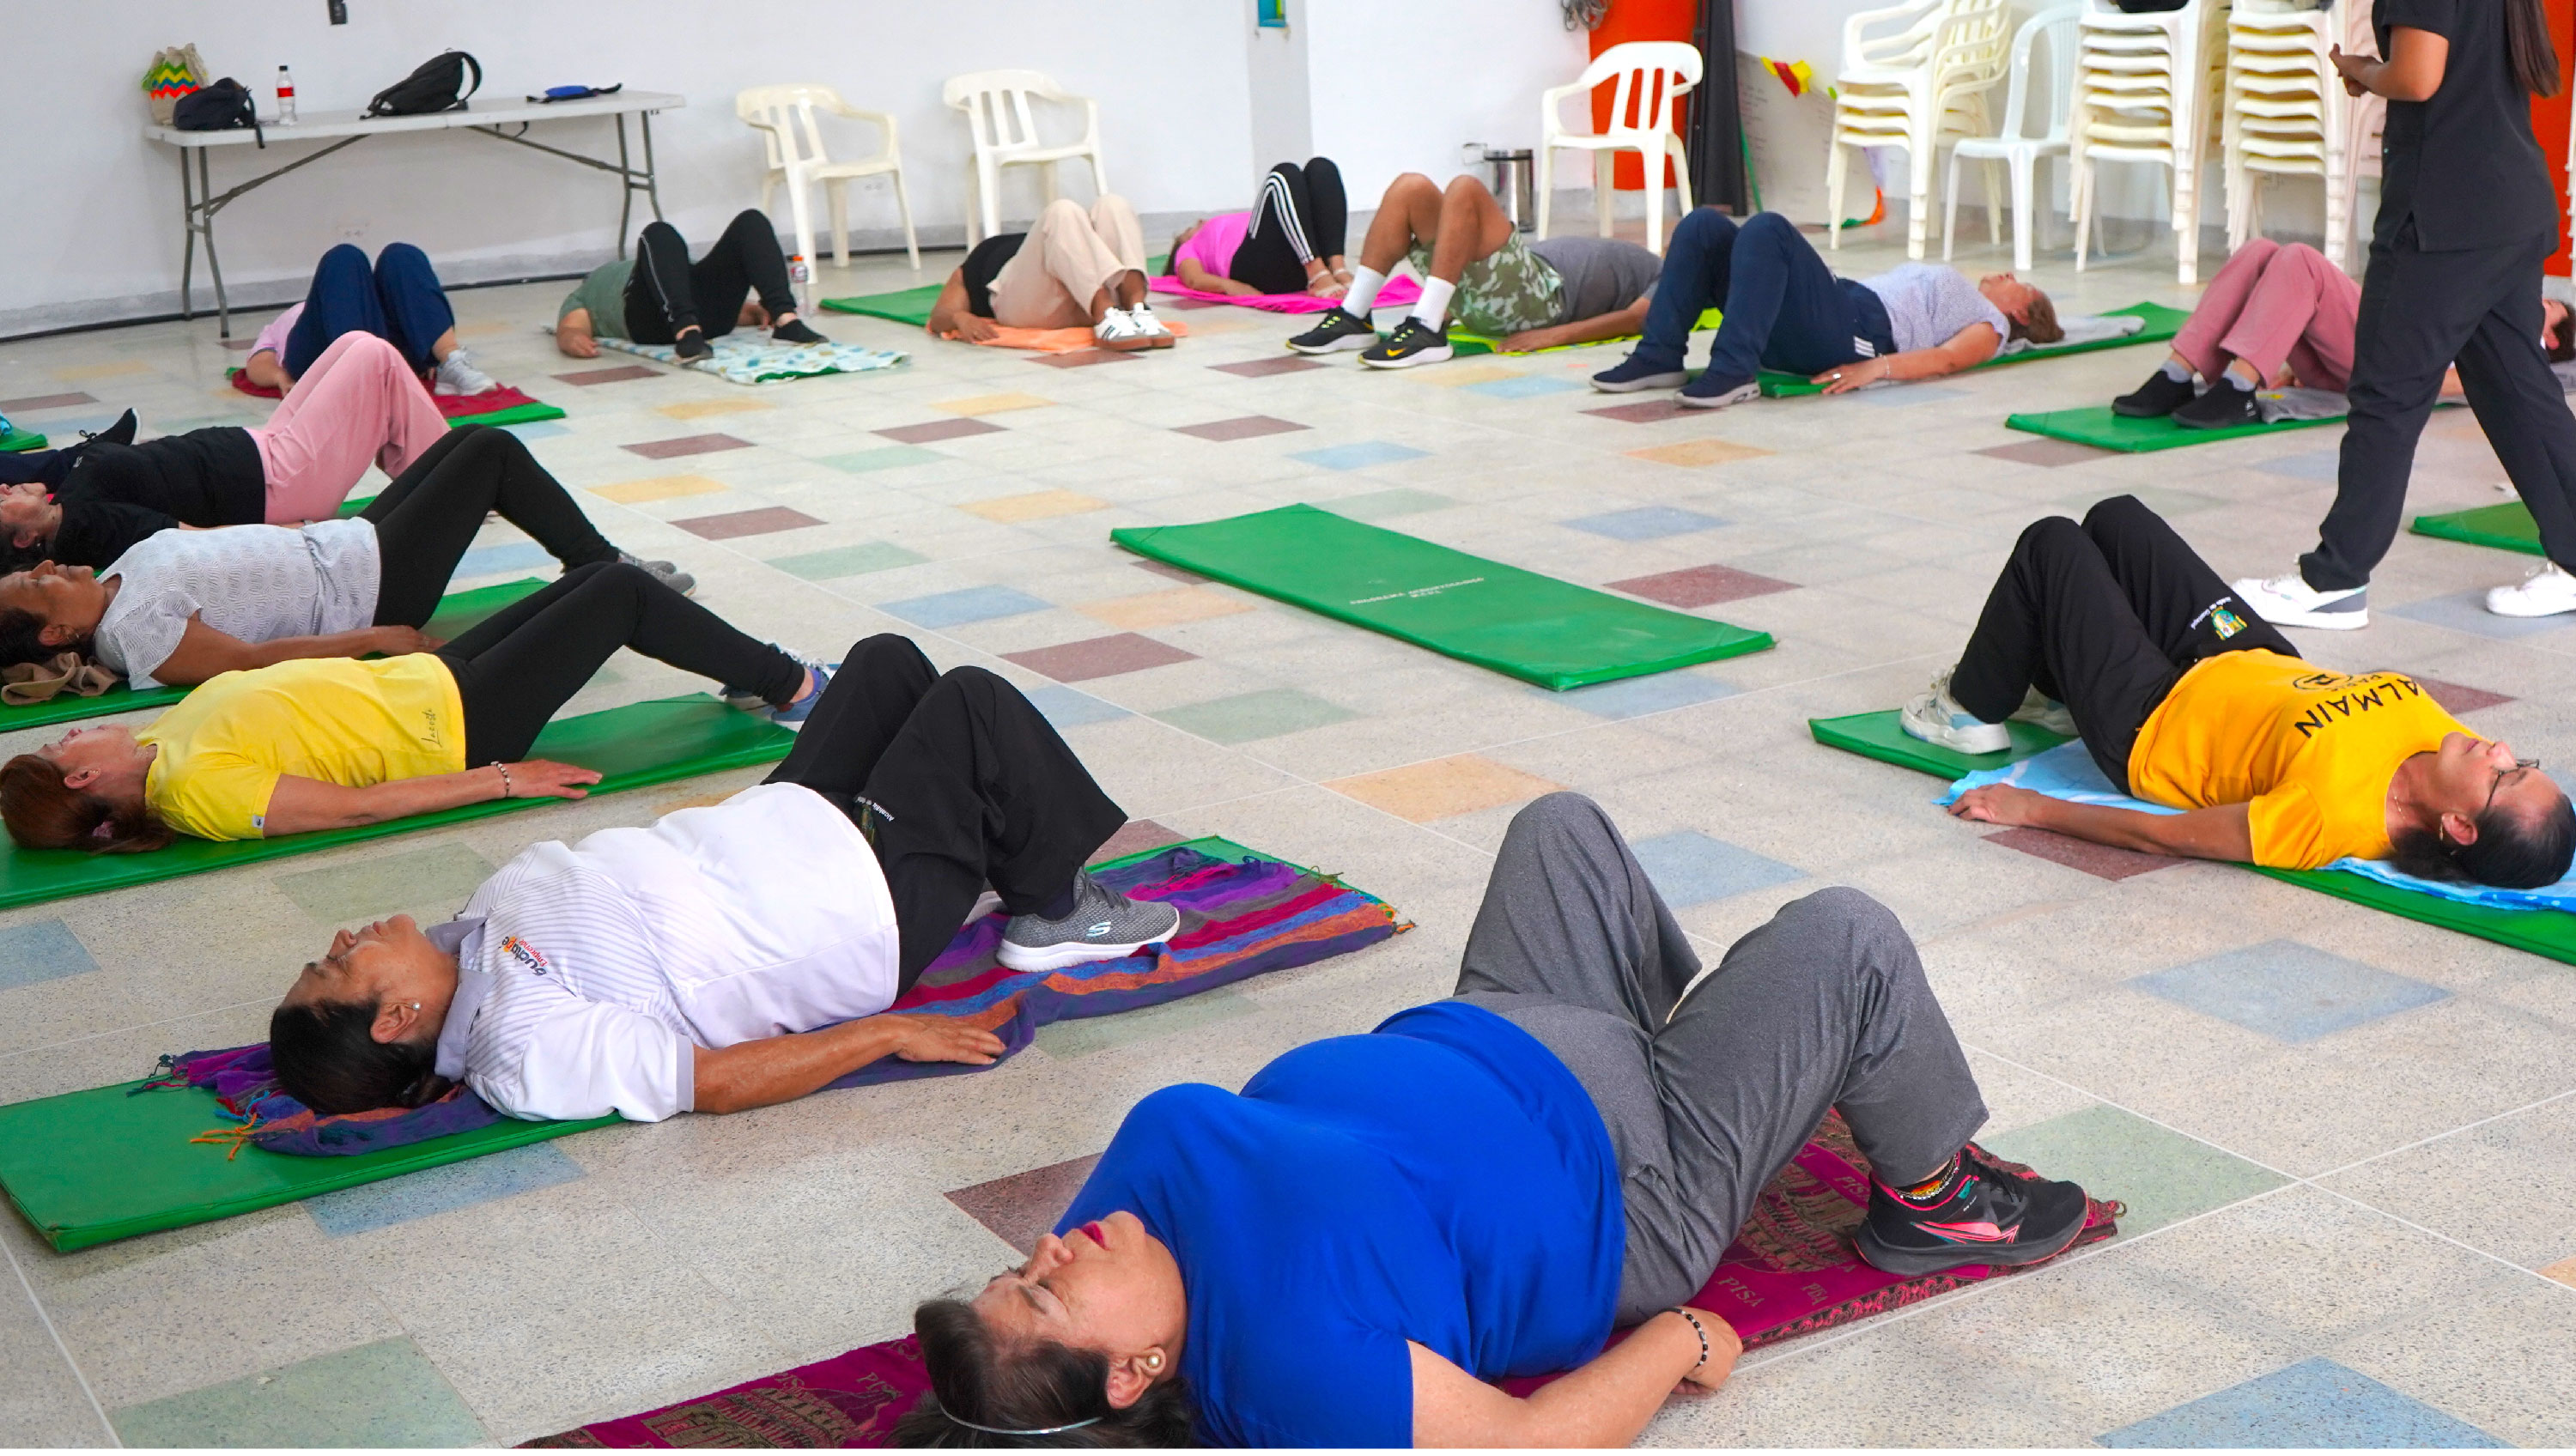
[{"x1": 1451, "y1": 792, "x2": 1988, "y2": 1326}]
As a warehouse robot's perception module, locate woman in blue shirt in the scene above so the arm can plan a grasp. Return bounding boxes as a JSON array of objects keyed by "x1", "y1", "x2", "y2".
[{"x1": 895, "y1": 792, "x2": 2095, "y2": 1447}]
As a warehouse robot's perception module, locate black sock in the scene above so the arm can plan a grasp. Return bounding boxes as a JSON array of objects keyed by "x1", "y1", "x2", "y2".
[{"x1": 1033, "y1": 880, "x2": 1079, "y2": 921}]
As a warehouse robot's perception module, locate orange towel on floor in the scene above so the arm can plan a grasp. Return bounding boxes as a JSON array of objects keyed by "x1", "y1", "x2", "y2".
[{"x1": 932, "y1": 320, "x2": 1190, "y2": 353}]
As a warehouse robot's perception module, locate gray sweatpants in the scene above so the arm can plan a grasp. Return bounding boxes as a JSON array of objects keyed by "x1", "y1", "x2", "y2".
[{"x1": 1451, "y1": 792, "x2": 1988, "y2": 1326}]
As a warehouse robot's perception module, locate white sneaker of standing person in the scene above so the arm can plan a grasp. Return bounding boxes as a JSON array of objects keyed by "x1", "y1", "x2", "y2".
[
  {"x1": 2231, "y1": 570, "x2": 2368, "y2": 630},
  {"x1": 432, "y1": 348, "x2": 496, "y2": 397},
  {"x1": 2487, "y1": 560, "x2": 2576, "y2": 617},
  {"x1": 1899, "y1": 667, "x2": 2011, "y2": 755}
]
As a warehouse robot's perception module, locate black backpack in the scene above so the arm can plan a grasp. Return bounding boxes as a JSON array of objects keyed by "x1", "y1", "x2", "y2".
[
  {"x1": 365, "y1": 50, "x2": 482, "y2": 118},
  {"x1": 173, "y1": 77, "x2": 264, "y2": 147}
]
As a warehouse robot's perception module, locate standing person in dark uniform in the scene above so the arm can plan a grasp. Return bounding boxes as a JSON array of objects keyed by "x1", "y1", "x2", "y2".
[{"x1": 2233, "y1": 0, "x2": 2576, "y2": 628}]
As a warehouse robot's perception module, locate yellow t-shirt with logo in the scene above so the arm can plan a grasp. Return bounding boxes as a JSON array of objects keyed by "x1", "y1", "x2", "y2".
[
  {"x1": 138, "y1": 654, "x2": 467, "y2": 841},
  {"x1": 2127, "y1": 651, "x2": 2465, "y2": 871}
]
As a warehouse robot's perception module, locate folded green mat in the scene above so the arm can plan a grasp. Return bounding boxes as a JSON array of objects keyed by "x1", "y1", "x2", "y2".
[
  {"x1": 0, "y1": 428, "x2": 45, "y2": 453},
  {"x1": 0, "y1": 695, "x2": 794, "y2": 913},
  {"x1": 448, "y1": 401, "x2": 568, "y2": 429},
  {"x1": 0, "y1": 577, "x2": 544, "y2": 734},
  {"x1": 1762, "y1": 301, "x2": 2187, "y2": 397},
  {"x1": 823, "y1": 253, "x2": 1168, "y2": 328},
  {"x1": 1111, "y1": 504, "x2": 1772, "y2": 689},
  {"x1": 2412, "y1": 500, "x2": 2546, "y2": 558},
  {"x1": 1810, "y1": 709, "x2": 2576, "y2": 966},
  {"x1": 1449, "y1": 308, "x2": 1723, "y2": 359},
  {"x1": 2004, "y1": 403, "x2": 2337, "y2": 452}
]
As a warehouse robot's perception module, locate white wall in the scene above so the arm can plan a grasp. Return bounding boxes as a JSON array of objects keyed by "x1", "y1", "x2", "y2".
[
  {"x1": 1306, "y1": 0, "x2": 1592, "y2": 203},
  {"x1": 3, "y1": 0, "x2": 1258, "y2": 335}
]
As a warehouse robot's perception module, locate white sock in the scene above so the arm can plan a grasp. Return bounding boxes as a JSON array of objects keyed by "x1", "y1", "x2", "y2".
[
  {"x1": 1412, "y1": 277, "x2": 1457, "y2": 331},
  {"x1": 2159, "y1": 357, "x2": 2192, "y2": 382},
  {"x1": 1342, "y1": 265, "x2": 1388, "y2": 317},
  {"x1": 2222, "y1": 359, "x2": 2263, "y2": 389}
]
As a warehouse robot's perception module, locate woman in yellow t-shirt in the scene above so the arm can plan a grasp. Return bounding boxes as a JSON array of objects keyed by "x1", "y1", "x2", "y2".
[
  {"x1": 0, "y1": 561, "x2": 829, "y2": 852},
  {"x1": 1900, "y1": 495, "x2": 2573, "y2": 889}
]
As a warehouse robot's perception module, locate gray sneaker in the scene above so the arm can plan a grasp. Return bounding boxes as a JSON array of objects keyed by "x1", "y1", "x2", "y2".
[
  {"x1": 617, "y1": 550, "x2": 696, "y2": 598},
  {"x1": 998, "y1": 871, "x2": 1182, "y2": 971}
]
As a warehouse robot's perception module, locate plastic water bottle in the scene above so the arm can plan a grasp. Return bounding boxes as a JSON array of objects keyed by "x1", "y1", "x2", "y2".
[
  {"x1": 276, "y1": 65, "x2": 298, "y2": 124},
  {"x1": 788, "y1": 254, "x2": 810, "y2": 287}
]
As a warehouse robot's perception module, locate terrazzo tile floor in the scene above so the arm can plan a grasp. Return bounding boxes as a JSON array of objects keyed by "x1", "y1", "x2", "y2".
[{"x1": 1, "y1": 215, "x2": 2571, "y2": 1447}]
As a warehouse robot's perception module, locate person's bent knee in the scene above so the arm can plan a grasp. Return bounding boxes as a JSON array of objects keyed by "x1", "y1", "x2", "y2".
[
  {"x1": 374, "y1": 240, "x2": 432, "y2": 273},
  {"x1": 2014, "y1": 513, "x2": 2087, "y2": 557},
  {"x1": 730, "y1": 208, "x2": 772, "y2": 232},
  {"x1": 1769, "y1": 885, "x2": 1906, "y2": 952},
  {"x1": 316, "y1": 241, "x2": 371, "y2": 275},
  {"x1": 2079, "y1": 494, "x2": 2153, "y2": 536},
  {"x1": 1443, "y1": 173, "x2": 1496, "y2": 200},
  {"x1": 1510, "y1": 790, "x2": 1613, "y2": 838},
  {"x1": 1039, "y1": 197, "x2": 1090, "y2": 228}
]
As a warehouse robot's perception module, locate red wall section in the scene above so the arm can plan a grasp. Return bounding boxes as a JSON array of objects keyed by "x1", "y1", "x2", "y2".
[
  {"x1": 2535, "y1": 0, "x2": 2574, "y2": 274},
  {"x1": 1589, "y1": 0, "x2": 1698, "y2": 189}
]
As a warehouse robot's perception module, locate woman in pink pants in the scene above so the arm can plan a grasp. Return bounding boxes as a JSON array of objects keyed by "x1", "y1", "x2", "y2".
[
  {"x1": 2115, "y1": 237, "x2": 2572, "y2": 429},
  {"x1": 0, "y1": 333, "x2": 447, "y2": 568}
]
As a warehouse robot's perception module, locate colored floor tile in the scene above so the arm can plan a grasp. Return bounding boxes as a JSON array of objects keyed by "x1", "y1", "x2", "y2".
[
  {"x1": 945, "y1": 1156, "x2": 1102, "y2": 1256},
  {"x1": 1175, "y1": 415, "x2": 1309, "y2": 441},
  {"x1": 1564, "y1": 505, "x2": 1728, "y2": 541},
  {"x1": 673, "y1": 506, "x2": 825, "y2": 541},
  {"x1": 1980, "y1": 1102, "x2": 2290, "y2": 1237},
  {"x1": 1002, "y1": 633, "x2": 1197, "y2": 682},
  {"x1": 305, "y1": 1143, "x2": 585, "y2": 1238},
  {"x1": 656, "y1": 398, "x2": 770, "y2": 422},
  {"x1": 1291, "y1": 440, "x2": 1432, "y2": 470},
  {"x1": 1078, "y1": 587, "x2": 1254, "y2": 631},
  {"x1": 1155, "y1": 688, "x2": 1357, "y2": 744},
  {"x1": 1585, "y1": 398, "x2": 1691, "y2": 423},
  {"x1": 1324, "y1": 487, "x2": 1457, "y2": 521},
  {"x1": 1023, "y1": 684, "x2": 1133, "y2": 730},
  {"x1": 1984, "y1": 826, "x2": 2183, "y2": 881},
  {"x1": 878, "y1": 585, "x2": 1051, "y2": 628},
  {"x1": 1426, "y1": 363, "x2": 1525, "y2": 387},
  {"x1": 1036, "y1": 987, "x2": 1259, "y2": 1059},
  {"x1": 1029, "y1": 348, "x2": 1137, "y2": 368},
  {"x1": 1607, "y1": 563, "x2": 1795, "y2": 608},
  {"x1": 2131, "y1": 940, "x2": 2448, "y2": 1043},
  {"x1": 52, "y1": 360, "x2": 149, "y2": 382},
  {"x1": 110, "y1": 1338, "x2": 485, "y2": 1448},
  {"x1": 1463, "y1": 374, "x2": 1583, "y2": 400},
  {"x1": 454, "y1": 541, "x2": 554, "y2": 578},
  {"x1": 553, "y1": 365, "x2": 660, "y2": 386},
  {"x1": 622, "y1": 433, "x2": 753, "y2": 460},
  {"x1": 588, "y1": 473, "x2": 726, "y2": 505},
  {"x1": 1089, "y1": 818, "x2": 1184, "y2": 863},
  {"x1": 500, "y1": 421, "x2": 570, "y2": 442},
  {"x1": 1552, "y1": 672, "x2": 1740, "y2": 719},
  {"x1": 1209, "y1": 356, "x2": 1325, "y2": 378},
  {"x1": 2099, "y1": 1357, "x2": 2506, "y2": 1448},
  {"x1": 1626, "y1": 438, "x2": 1769, "y2": 468},
  {"x1": 818, "y1": 445, "x2": 946, "y2": 472},
  {"x1": 2410, "y1": 676, "x2": 2515, "y2": 713},
  {"x1": 2543, "y1": 1256, "x2": 2576, "y2": 1289},
  {"x1": 935, "y1": 391, "x2": 1054, "y2": 416},
  {"x1": 1630, "y1": 829, "x2": 1803, "y2": 907},
  {"x1": 768, "y1": 542, "x2": 927, "y2": 580},
  {"x1": 0, "y1": 391, "x2": 97, "y2": 412},
  {"x1": 1976, "y1": 438, "x2": 2113, "y2": 467},
  {"x1": 1327, "y1": 755, "x2": 1564, "y2": 823},
  {"x1": 2255, "y1": 449, "x2": 2342, "y2": 481},
  {"x1": 273, "y1": 844, "x2": 497, "y2": 925},
  {"x1": 961, "y1": 488, "x2": 1107, "y2": 523},
  {"x1": 878, "y1": 417, "x2": 1005, "y2": 445},
  {"x1": 2387, "y1": 590, "x2": 2576, "y2": 640},
  {"x1": 0, "y1": 919, "x2": 99, "y2": 992}
]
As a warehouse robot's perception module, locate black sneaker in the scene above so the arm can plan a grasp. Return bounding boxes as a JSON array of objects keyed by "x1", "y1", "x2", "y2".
[
  {"x1": 1286, "y1": 307, "x2": 1376, "y2": 355},
  {"x1": 1854, "y1": 1144, "x2": 2089, "y2": 1277},
  {"x1": 89, "y1": 409, "x2": 139, "y2": 447},
  {"x1": 770, "y1": 316, "x2": 827, "y2": 345},
  {"x1": 2172, "y1": 375, "x2": 2259, "y2": 430},
  {"x1": 1358, "y1": 318, "x2": 1453, "y2": 370},
  {"x1": 672, "y1": 328, "x2": 715, "y2": 361},
  {"x1": 2111, "y1": 369, "x2": 2196, "y2": 418}
]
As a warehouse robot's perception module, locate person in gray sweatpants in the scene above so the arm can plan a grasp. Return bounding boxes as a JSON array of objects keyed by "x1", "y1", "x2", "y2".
[{"x1": 1452, "y1": 792, "x2": 2083, "y2": 1315}]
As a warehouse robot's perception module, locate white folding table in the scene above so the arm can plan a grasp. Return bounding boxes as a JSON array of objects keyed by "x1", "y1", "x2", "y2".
[{"x1": 143, "y1": 90, "x2": 686, "y2": 337}]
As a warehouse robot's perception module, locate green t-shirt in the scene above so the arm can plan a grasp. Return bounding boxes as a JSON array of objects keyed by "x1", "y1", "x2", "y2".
[{"x1": 559, "y1": 259, "x2": 635, "y2": 339}]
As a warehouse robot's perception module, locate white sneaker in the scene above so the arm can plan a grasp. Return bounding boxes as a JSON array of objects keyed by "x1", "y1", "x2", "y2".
[
  {"x1": 1124, "y1": 301, "x2": 1174, "y2": 345},
  {"x1": 1899, "y1": 668, "x2": 2011, "y2": 755},
  {"x1": 1094, "y1": 307, "x2": 1151, "y2": 351},
  {"x1": 2011, "y1": 688, "x2": 2077, "y2": 738},
  {"x1": 2487, "y1": 560, "x2": 2576, "y2": 617},
  {"x1": 2232, "y1": 570, "x2": 2368, "y2": 630},
  {"x1": 432, "y1": 348, "x2": 496, "y2": 397}
]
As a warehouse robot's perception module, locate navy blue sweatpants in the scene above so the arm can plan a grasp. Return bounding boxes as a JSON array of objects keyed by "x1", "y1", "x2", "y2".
[
  {"x1": 283, "y1": 242, "x2": 455, "y2": 378},
  {"x1": 1635, "y1": 210, "x2": 1890, "y2": 383}
]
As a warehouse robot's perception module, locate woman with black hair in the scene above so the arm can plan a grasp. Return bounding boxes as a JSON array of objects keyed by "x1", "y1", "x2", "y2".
[{"x1": 1910, "y1": 495, "x2": 2575, "y2": 891}]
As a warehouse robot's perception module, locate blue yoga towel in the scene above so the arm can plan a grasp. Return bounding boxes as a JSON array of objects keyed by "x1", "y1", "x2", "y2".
[{"x1": 1941, "y1": 742, "x2": 2576, "y2": 913}]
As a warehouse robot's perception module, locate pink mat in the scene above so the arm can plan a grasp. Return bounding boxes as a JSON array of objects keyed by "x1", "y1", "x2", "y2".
[{"x1": 1148, "y1": 273, "x2": 1422, "y2": 314}]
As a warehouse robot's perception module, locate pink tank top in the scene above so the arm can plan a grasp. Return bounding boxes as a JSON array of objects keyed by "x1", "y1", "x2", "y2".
[{"x1": 1174, "y1": 211, "x2": 1252, "y2": 279}]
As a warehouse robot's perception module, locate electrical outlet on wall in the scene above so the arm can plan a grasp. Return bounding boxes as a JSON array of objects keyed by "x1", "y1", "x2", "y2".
[{"x1": 337, "y1": 220, "x2": 368, "y2": 242}]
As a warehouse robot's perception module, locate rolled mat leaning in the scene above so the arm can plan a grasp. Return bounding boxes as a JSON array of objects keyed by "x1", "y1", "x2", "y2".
[
  {"x1": 1762, "y1": 301, "x2": 2187, "y2": 397},
  {"x1": 2411, "y1": 500, "x2": 2547, "y2": 558},
  {"x1": 1111, "y1": 504, "x2": 1773, "y2": 689},
  {"x1": 1808, "y1": 709, "x2": 2576, "y2": 965},
  {"x1": 0, "y1": 695, "x2": 796, "y2": 913},
  {"x1": 523, "y1": 1112, "x2": 2117, "y2": 1447},
  {"x1": 0, "y1": 838, "x2": 1397, "y2": 1251},
  {"x1": 0, "y1": 577, "x2": 545, "y2": 734},
  {"x1": 0, "y1": 429, "x2": 46, "y2": 453}
]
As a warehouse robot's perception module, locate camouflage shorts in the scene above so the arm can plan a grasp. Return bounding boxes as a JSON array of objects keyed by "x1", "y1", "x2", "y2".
[{"x1": 1407, "y1": 232, "x2": 1565, "y2": 337}]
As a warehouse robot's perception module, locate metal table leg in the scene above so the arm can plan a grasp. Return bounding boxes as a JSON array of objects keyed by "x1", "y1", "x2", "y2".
[
  {"x1": 641, "y1": 111, "x2": 664, "y2": 223},
  {"x1": 615, "y1": 115, "x2": 634, "y2": 258},
  {"x1": 199, "y1": 149, "x2": 230, "y2": 337},
  {"x1": 177, "y1": 146, "x2": 198, "y2": 321}
]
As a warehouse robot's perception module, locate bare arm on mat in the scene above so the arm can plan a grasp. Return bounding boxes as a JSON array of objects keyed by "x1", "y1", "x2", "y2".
[
  {"x1": 150, "y1": 616, "x2": 438, "y2": 687},
  {"x1": 259, "y1": 761, "x2": 601, "y2": 835},
  {"x1": 691, "y1": 1015, "x2": 1005, "y2": 1113},
  {"x1": 1815, "y1": 322, "x2": 2002, "y2": 393},
  {"x1": 1406, "y1": 1307, "x2": 1741, "y2": 1447},
  {"x1": 1949, "y1": 785, "x2": 2256, "y2": 861}
]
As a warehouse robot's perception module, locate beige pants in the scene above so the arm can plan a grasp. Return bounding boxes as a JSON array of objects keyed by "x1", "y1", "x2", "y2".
[{"x1": 990, "y1": 195, "x2": 1147, "y2": 329}]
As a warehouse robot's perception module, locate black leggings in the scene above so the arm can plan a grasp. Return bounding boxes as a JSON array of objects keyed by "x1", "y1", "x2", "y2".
[
  {"x1": 766, "y1": 634, "x2": 1127, "y2": 990},
  {"x1": 360, "y1": 426, "x2": 620, "y2": 628},
  {"x1": 1950, "y1": 495, "x2": 2297, "y2": 790},
  {"x1": 623, "y1": 209, "x2": 799, "y2": 345},
  {"x1": 434, "y1": 561, "x2": 801, "y2": 766},
  {"x1": 1230, "y1": 158, "x2": 1346, "y2": 294}
]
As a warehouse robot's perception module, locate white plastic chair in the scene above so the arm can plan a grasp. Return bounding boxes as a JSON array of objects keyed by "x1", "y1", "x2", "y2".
[
  {"x1": 2069, "y1": 0, "x2": 2230, "y2": 286},
  {"x1": 941, "y1": 70, "x2": 1109, "y2": 246},
  {"x1": 1944, "y1": 4, "x2": 2081, "y2": 270},
  {"x1": 737, "y1": 85, "x2": 920, "y2": 288},
  {"x1": 1535, "y1": 41, "x2": 1703, "y2": 254},
  {"x1": 1828, "y1": 0, "x2": 2014, "y2": 260}
]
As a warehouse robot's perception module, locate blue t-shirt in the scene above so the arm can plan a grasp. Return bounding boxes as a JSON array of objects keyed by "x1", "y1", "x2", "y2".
[{"x1": 1056, "y1": 1000, "x2": 1623, "y2": 1447}]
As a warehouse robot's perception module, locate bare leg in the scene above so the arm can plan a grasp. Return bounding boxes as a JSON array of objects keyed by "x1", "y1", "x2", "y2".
[
  {"x1": 1426, "y1": 175, "x2": 1517, "y2": 284},
  {"x1": 1357, "y1": 173, "x2": 1442, "y2": 274},
  {"x1": 428, "y1": 326, "x2": 461, "y2": 363}
]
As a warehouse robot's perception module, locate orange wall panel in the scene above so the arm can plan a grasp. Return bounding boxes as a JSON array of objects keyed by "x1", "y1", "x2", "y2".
[
  {"x1": 1589, "y1": 0, "x2": 1698, "y2": 189},
  {"x1": 2537, "y1": 0, "x2": 2575, "y2": 274}
]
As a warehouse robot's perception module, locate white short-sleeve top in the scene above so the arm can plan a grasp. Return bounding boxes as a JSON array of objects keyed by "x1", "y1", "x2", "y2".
[{"x1": 92, "y1": 519, "x2": 382, "y2": 689}]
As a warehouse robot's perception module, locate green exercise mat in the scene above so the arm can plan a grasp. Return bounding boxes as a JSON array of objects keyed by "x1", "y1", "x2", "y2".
[
  {"x1": 1760, "y1": 301, "x2": 2188, "y2": 397},
  {"x1": 0, "y1": 428, "x2": 45, "y2": 453},
  {"x1": 1111, "y1": 504, "x2": 1773, "y2": 689},
  {"x1": 0, "y1": 577, "x2": 545, "y2": 734},
  {"x1": 0, "y1": 695, "x2": 794, "y2": 913},
  {"x1": 447, "y1": 401, "x2": 568, "y2": 429},
  {"x1": 1449, "y1": 308, "x2": 1722, "y2": 359},
  {"x1": 1809, "y1": 709, "x2": 2576, "y2": 966},
  {"x1": 2412, "y1": 500, "x2": 2546, "y2": 558},
  {"x1": 823, "y1": 254, "x2": 1169, "y2": 328},
  {"x1": 2004, "y1": 403, "x2": 2339, "y2": 452}
]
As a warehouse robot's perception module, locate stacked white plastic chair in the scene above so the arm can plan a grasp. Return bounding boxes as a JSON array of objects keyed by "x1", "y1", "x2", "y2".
[
  {"x1": 1535, "y1": 41, "x2": 1704, "y2": 255},
  {"x1": 1943, "y1": 5, "x2": 2083, "y2": 271},
  {"x1": 2069, "y1": 0, "x2": 2231, "y2": 285},
  {"x1": 2221, "y1": 0, "x2": 2382, "y2": 269},
  {"x1": 737, "y1": 85, "x2": 921, "y2": 296},
  {"x1": 942, "y1": 70, "x2": 1109, "y2": 246},
  {"x1": 1828, "y1": 0, "x2": 2014, "y2": 260}
]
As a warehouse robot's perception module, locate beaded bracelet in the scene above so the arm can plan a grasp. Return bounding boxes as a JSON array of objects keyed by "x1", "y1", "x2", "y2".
[
  {"x1": 494, "y1": 762, "x2": 514, "y2": 799},
  {"x1": 1667, "y1": 1307, "x2": 1709, "y2": 1371}
]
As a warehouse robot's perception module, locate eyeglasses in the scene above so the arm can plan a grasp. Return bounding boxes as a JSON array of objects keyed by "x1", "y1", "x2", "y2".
[{"x1": 2485, "y1": 757, "x2": 2542, "y2": 814}]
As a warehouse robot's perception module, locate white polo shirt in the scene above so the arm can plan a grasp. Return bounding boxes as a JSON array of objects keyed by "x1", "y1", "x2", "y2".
[{"x1": 429, "y1": 782, "x2": 900, "y2": 1122}]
